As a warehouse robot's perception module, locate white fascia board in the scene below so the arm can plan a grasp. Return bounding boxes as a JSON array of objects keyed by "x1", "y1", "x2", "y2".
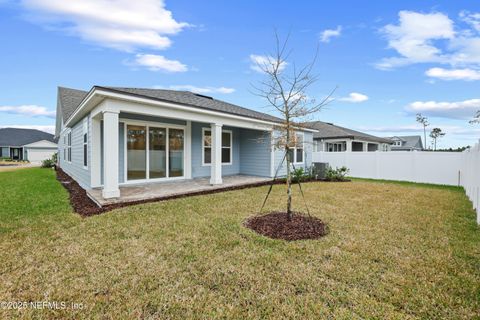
[
  {"x1": 66, "y1": 88, "x2": 316, "y2": 132},
  {"x1": 90, "y1": 95, "x2": 274, "y2": 131}
]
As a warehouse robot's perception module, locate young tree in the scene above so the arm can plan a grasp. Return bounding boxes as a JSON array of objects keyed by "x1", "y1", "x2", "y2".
[
  {"x1": 253, "y1": 33, "x2": 334, "y2": 220},
  {"x1": 416, "y1": 113, "x2": 429, "y2": 150},
  {"x1": 469, "y1": 110, "x2": 480, "y2": 124},
  {"x1": 429, "y1": 127, "x2": 445, "y2": 151}
]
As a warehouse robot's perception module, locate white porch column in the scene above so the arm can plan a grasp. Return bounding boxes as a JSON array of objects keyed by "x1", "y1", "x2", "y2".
[
  {"x1": 346, "y1": 139, "x2": 352, "y2": 152},
  {"x1": 362, "y1": 142, "x2": 368, "y2": 152},
  {"x1": 184, "y1": 120, "x2": 192, "y2": 179},
  {"x1": 102, "y1": 110, "x2": 120, "y2": 199},
  {"x1": 90, "y1": 116, "x2": 102, "y2": 188},
  {"x1": 210, "y1": 123, "x2": 223, "y2": 185}
]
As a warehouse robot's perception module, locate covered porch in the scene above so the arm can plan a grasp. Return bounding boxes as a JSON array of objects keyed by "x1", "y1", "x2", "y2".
[
  {"x1": 87, "y1": 174, "x2": 271, "y2": 206},
  {"x1": 89, "y1": 98, "x2": 274, "y2": 200}
]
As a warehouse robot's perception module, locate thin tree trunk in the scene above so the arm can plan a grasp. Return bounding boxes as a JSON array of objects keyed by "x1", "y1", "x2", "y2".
[{"x1": 286, "y1": 148, "x2": 292, "y2": 221}]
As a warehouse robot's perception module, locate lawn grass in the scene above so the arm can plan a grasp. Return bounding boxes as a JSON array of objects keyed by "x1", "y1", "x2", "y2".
[{"x1": 0, "y1": 168, "x2": 479, "y2": 319}]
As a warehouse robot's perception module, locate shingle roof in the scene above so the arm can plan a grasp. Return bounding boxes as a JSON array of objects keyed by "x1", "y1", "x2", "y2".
[
  {"x1": 305, "y1": 121, "x2": 392, "y2": 143},
  {"x1": 390, "y1": 135, "x2": 423, "y2": 149},
  {"x1": 58, "y1": 86, "x2": 285, "y2": 124},
  {"x1": 58, "y1": 87, "x2": 89, "y2": 121},
  {"x1": 0, "y1": 128, "x2": 56, "y2": 147}
]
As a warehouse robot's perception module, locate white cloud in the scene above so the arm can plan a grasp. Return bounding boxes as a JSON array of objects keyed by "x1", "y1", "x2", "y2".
[
  {"x1": 21, "y1": 0, "x2": 189, "y2": 52},
  {"x1": 0, "y1": 125, "x2": 55, "y2": 134},
  {"x1": 155, "y1": 85, "x2": 235, "y2": 94},
  {"x1": 339, "y1": 92, "x2": 369, "y2": 103},
  {"x1": 0, "y1": 105, "x2": 55, "y2": 118},
  {"x1": 405, "y1": 99, "x2": 480, "y2": 119},
  {"x1": 425, "y1": 67, "x2": 480, "y2": 81},
  {"x1": 249, "y1": 54, "x2": 287, "y2": 73},
  {"x1": 460, "y1": 11, "x2": 480, "y2": 32},
  {"x1": 130, "y1": 54, "x2": 187, "y2": 72},
  {"x1": 319, "y1": 26, "x2": 342, "y2": 43},
  {"x1": 376, "y1": 11, "x2": 455, "y2": 70}
]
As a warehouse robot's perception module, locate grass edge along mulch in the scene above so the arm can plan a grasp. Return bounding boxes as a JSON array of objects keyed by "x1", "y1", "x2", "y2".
[
  {"x1": 244, "y1": 211, "x2": 329, "y2": 241},
  {"x1": 56, "y1": 168, "x2": 330, "y2": 217}
]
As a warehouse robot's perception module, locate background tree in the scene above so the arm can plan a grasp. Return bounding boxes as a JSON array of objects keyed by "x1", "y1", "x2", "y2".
[
  {"x1": 416, "y1": 113, "x2": 429, "y2": 150},
  {"x1": 429, "y1": 127, "x2": 445, "y2": 151},
  {"x1": 469, "y1": 110, "x2": 480, "y2": 124},
  {"x1": 253, "y1": 33, "x2": 334, "y2": 220}
]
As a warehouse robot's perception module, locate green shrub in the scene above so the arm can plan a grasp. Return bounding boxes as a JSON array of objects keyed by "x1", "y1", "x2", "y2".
[
  {"x1": 324, "y1": 166, "x2": 349, "y2": 181},
  {"x1": 41, "y1": 153, "x2": 57, "y2": 168}
]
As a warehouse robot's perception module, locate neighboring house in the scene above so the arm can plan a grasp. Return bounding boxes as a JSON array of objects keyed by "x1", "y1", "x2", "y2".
[
  {"x1": 305, "y1": 121, "x2": 392, "y2": 152},
  {"x1": 0, "y1": 128, "x2": 58, "y2": 162},
  {"x1": 56, "y1": 86, "x2": 316, "y2": 199},
  {"x1": 388, "y1": 135, "x2": 424, "y2": 151}
]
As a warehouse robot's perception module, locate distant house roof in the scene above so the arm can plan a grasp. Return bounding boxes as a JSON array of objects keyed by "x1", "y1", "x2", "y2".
[
  {"x1": 305, "y1": 121, "x2": 392, "y2": 144},
  {"x1": 0, "y1": 128, "x2": 56, "y2": 147},
  {"x1": 58, "y1": 86, "x2": 287, "y2": 125},
  {"x1": 389, "y1": 135, "x2": 423, "y2": 150}
]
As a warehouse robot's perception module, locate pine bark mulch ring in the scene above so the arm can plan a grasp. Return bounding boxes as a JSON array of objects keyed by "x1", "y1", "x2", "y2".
[{"x1": 244, "y1": 211, "x2": 328, "y2": 241}]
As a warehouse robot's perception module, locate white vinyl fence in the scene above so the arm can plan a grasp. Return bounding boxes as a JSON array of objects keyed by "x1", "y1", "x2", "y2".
[{"x1": 313, "y1": 141, "x2": 480, "y2": 224}]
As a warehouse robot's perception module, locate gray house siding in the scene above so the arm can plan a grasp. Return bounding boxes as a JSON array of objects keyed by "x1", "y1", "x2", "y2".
[
  {"x1": 191, "y1": 122, "x2": 241, "y2": 178},
  {"x1": 119, "y1": 112, "x2": 186, "y2": 126},
  {"x1": 239, "y1": 129, "x2": 271, "y2": 177},
  {"x1": 59, "y1": 115, "x2": 91, "y2": 189},
  {"x1": 273, "y1": 131, "x2": 313, "y2": 177}
]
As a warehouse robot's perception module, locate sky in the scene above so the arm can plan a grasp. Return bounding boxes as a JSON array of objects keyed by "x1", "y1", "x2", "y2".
[{"x1": 0, "y1": 0, "x2": 479, "y2": 148}]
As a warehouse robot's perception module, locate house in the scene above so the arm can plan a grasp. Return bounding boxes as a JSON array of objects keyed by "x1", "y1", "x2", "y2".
[
  {"x1": 388, "y1": 135, "x2": 424, "y2": 151},
  {"x1": 56, "y1": 86, "x2": 316, "y2": 200},
  {"x1": 305, "y1": 121, "x2": 392, "y2": 152},
  {"x1": 0, "y1": 128, "x2": 58, "y2": 162}
]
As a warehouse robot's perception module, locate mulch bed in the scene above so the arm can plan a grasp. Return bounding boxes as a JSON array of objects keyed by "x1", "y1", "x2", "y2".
[
  {"x1": 244, "y1": 211, "x2": 328, "y2": 241},
  {"x1": 56, "y1": 168, "x2": 349, "y2": 217},
  {"x1": 56, "y1": 168, "x2": 105, "y2": 216}
]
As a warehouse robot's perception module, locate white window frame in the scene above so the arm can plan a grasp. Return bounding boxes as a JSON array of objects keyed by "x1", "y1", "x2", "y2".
[
  {"x1": 82, "y1": 119, "x2": 88, "y2": 169},
  {"x1": 122, "y1": 119, "x2": 187, "y2": 184},
  {"x1": 394, "y1": 140, "x2": 402, "y2": 146},
  {"x1": 202, "y1": 128, "x2": 233, "y2": 166},
  {"x1": 289, "y1": 132, "x2": 304, "y2": 164}
]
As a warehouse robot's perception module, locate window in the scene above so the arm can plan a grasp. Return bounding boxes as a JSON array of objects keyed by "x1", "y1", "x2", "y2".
[
  {"x1": 203, "y1": 129, "x2": 232, "y2": 165},
  {"x1": 83, "y1": 120, "x2": 88, "y2": 168},
  {"x1": 394, "y1": 140, "x2": 402, "y2": 146},
  {"x1": 326, "y1": 142, "x2": 346, "y2": 152},
  {"x1": 295, "y1": 134, "x2": 303, "y2": 163},
  {"x1": 287, "y1": 133, "x2": 304, "y2": 163},
  {"x1": 67, "y1": 131, "x2": 72, "y2": 162}
]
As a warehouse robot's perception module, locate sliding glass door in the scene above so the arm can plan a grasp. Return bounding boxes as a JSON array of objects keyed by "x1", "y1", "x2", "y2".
[
  {"x1": 169, "y1": 129, "x2": 184, "y2": 177},
  {"x1": 127, "y1": 125, "x2": 146, "y2": 180},
  {"x1": 149, "y1": 127, "x2": 166, "y2": 179},
  {"x1": 126, "y1": 124, "x2": 184, "y2": 182}
]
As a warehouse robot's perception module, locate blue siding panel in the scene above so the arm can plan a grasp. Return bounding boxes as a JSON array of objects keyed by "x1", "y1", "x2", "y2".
[
  {"x1": 273, "y1": 130, "x2": 313, "y2": 177},
  {"x1": 119, "y1": 112, "x2": 186, "y2": 126},
  {"x1": 191, "y1": 122, "x2": 240, "y2": 178},
  {"x1": 59, "y1": 115, "x2": 91, "y2": 189},
  {"x1": 239, "y1": 129, "x2": 271, "y2": 177}
]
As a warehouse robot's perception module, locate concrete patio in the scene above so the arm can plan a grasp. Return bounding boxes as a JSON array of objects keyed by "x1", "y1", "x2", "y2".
[{"x1": 87, "y1": 175, "x2": 271, "y2": 206}]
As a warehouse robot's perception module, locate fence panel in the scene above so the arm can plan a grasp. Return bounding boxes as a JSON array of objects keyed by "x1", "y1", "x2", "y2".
[{"x1": 312, "y1": 144, "x2": 480, "y2": 224}]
